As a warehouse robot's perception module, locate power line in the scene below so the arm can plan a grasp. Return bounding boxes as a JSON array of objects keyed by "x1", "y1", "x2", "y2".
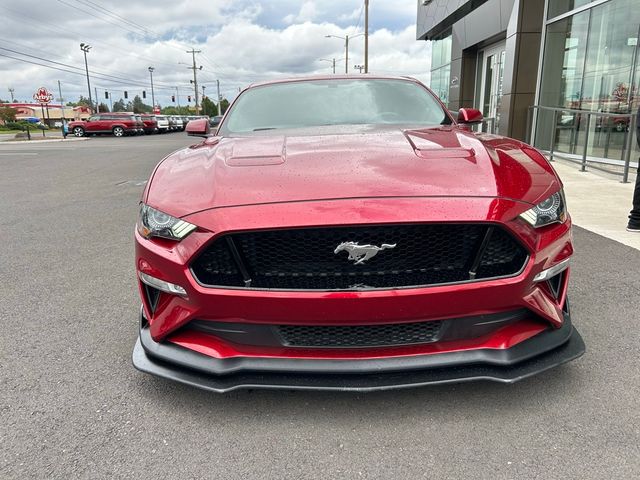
[
  {"x1": 0, "y1": 45, "x2": 163, "y2": 88},
  {"x1": 0, "y1": 51, "x2": 180, "y2": 92},
  {"x1": 352, "y1": 2, "x2": 365, "y2": 36},
  {"x1": 0, "y1": 6, "x2": 181, "y2": 69},
  {"x1": 74, "y1": 0, "x2": 161, "y2": 38}
]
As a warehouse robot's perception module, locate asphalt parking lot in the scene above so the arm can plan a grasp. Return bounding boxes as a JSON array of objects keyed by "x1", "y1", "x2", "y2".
[{"x1": 1, "y1": 134, "x2": 639, "y2": 479}]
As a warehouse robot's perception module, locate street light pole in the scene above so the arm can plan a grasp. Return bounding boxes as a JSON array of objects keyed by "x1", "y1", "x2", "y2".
[
  {"x1": 319, "y1": 58, "x2": 339, "y2": 74},
  {"x1": 325, "y1": 33, "x2": 364, "y2": 74},
  {"x1": 8, "y1": 88, "x2": 15, "y2": 102},
  {"x1": 80, "y1": 43, "x2": 93, "y2": 112},
  {"x1": 148, "y1": 67, "x2": 155, "y2": 110},
  {"x1": 216, "y1": 79, "x2": 221, "y2": 115},
  {"x1": 364, "y1": 0, "x2": 369, "y2": 73}
]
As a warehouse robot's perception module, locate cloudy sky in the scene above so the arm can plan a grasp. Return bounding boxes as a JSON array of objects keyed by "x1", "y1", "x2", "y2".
[{"x1": 0, "y1": 0, "x2": 431, "y2": 107}]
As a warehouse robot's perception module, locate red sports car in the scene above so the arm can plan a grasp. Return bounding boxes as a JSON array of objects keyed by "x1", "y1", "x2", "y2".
[{"x1": 133, "y1": 75, "x2": 584, "y2": 392}]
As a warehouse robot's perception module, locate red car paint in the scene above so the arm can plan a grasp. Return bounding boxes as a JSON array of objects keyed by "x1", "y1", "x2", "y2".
[{"x1": 133, "y1": 75, "x2": 582, "y2": 391}]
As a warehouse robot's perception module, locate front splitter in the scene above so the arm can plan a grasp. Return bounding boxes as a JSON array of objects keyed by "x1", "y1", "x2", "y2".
[{"x1": 132, "y1": 321, "x2": 585, "y2": 393}]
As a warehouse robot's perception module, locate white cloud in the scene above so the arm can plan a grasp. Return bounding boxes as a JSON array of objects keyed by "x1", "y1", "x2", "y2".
[
  {"x1": 0, "y1": 0, "x2": 431, "y2": 106},
  {"x1": 283, "y1": 1, "x2": 318, "y2": 24}
]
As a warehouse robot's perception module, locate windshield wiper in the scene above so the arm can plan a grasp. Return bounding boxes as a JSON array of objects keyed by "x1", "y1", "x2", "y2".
[{"x1": 253, "y1": 127, "x2": 278, "y2": 131}]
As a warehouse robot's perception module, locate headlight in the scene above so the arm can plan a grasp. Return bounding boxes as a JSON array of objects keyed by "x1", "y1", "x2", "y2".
[
  {"x1": 519, "y1": 191, "x2": 567, "y2": 228},
  {"x1": 137, "y1": 204, "x2": 196, "y2": 240}
]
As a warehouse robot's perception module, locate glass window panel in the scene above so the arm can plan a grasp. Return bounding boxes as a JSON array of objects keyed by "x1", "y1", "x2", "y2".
[
  {"x1": 548, "y1": 0, "x2": 595, "y2": 19},
  {"x1": 537, "y1": 0, "x2": 640, "y2": 164},
  {"x1": 539, "y1": 10, "x2": 590, "y2": 110}
]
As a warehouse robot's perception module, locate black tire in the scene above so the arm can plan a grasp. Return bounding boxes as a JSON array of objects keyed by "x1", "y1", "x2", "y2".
[
  {"x1": 615, "y1": 121, "x2": 626, "y2": 133},
  {"x1": 112, "y1": 126, "x2": 124, "y2": 137},
  {"x1": 72, "y1": 126, "x2": 85, "y2": 137}
]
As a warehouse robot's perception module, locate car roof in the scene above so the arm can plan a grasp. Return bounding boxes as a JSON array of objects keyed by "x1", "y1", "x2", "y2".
[{"x1": 247, "y1": 74, "x2": 421, "y2": 90}]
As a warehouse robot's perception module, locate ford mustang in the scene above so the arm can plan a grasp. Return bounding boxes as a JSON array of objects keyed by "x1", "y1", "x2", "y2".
[{"x1": 132, "y1": 75, "x2": 584, "y2": 392}]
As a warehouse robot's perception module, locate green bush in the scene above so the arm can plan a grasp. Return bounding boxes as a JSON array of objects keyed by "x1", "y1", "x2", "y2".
[{"x1": 4, "y1": 121, "x2": 24, "y2": 131}]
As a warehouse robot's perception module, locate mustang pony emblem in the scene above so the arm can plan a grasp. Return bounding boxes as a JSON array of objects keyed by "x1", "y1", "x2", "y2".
[{"x1": 334, "y1": 242, "x2": 397, "y2": 265}]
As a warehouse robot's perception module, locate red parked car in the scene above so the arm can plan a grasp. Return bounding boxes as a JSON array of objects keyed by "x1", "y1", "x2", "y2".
[
  {"x1": 133, "y1": 76, "x2": 584, "y2": 392},
  {"x1": 140, "y1": 114, "x2": 158, "y2": 134},
  {"x1": 69, "y1": 113, "x2": 141, "y2": 137}
]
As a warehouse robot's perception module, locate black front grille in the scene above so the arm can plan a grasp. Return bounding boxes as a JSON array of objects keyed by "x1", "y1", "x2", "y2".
[
  {"x1": 278, "y1": 321, "x2": 443, "y2": 348},
  {"x1": 191, "y1": 224, "x2": 528, "y2": 290}
]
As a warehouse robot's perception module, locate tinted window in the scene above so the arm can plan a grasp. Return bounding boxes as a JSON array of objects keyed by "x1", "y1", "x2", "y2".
[{"x1": 221, "y1": 79, "x2": 448, "y2": 134}]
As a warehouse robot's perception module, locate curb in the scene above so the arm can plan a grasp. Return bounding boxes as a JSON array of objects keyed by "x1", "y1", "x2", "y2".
[{"x1": 0, "y1": 137, "x2": 90, "y2": 145}]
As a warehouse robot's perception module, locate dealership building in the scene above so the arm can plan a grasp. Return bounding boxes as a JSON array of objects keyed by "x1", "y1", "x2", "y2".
[{"x1": 417, "y1": 0, "x2": 639, "y2": 174}]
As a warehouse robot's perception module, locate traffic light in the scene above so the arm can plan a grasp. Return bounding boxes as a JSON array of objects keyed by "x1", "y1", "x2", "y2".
[
  {"x1": 171, "y1": 95, "x2": 175, "y2": 102},
  {"x1": 142, "y1": 91, "x2": 146, "y2": 99},
  {"x1": 105, "y1": 91, "x2": 108, "y2": 99},
  {"x1": 124, "y1": 91, "x2": 128, "y2": 99},
  {"x1": 188, "y1": 95, "x2": 191, "y2": 102}
]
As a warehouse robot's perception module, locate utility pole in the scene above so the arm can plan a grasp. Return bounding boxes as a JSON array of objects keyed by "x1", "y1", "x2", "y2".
[
  {"x1": 186, "y1": 49, "x2": 202, "y2": 114},
  {"x1": 148, "y1": 67, "x2": 155, "y2": 110},
  {"x1": 57, "y1": 80, "x2": 64, "y2": 119},
  {"x1": 175, "y1": 86, "x2": 181, "y2": 110},
  {"x1": 364, "y1": 0, "x2": 369, "y2": 73},
  {"x1": 94, "y1": 87, "x2": 99, "y2": 113},
  {"x1": 108, "y1": 92, "x2": 113, "y2": 112},
  {"x1": 216, "y1": 79, "x2": 221, "y2": 115},
  {"x1": 8, "y1": 88, "x2": 15, "y2": 102},
  {"x1": 345, "y1": 35, "x2": 349, "y2": 74},
  {"x1": 80, "y1": 43, "x2": 93, "y2": 112}
]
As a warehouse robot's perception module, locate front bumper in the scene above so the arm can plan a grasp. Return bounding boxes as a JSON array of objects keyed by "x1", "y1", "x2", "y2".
[
  {"x1": 133, "y1": 197, "x2": 580, "y2": 392},
  {"x1": 133, "y1": 311, "x2": 584, "y2": 392}
]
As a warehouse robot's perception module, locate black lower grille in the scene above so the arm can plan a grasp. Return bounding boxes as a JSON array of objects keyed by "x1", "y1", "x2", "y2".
[
  {"x1": 278, "y1": 321, "x2": 443, "y2": 348},
  {"x1": 191, "y1": 224, "x2": 528, "y2": 290}
]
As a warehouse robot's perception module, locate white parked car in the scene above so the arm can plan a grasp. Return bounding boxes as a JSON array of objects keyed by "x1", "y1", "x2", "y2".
[{"x1": 155, "y1": 115, "x2": 170, "y2": 133}]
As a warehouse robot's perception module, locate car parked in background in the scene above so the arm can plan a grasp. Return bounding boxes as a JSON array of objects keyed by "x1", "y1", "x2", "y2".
[
  {"x1": 155, "y1": 115, "x2": 170, "y2": 133},
  {"x1": 68, "y1": 113, "x2": 140, "y2": 137},
  {"x1": 169, "y1": 116, "x2": 181, "y2": 132},
  {"x1": 175, "y1": 116, "x2": 186, "y2": 131},
  {"x1": 140, "y1": 114, "x2": 158, "y2": 134},
  {"x1": 133, "y1": 115, "x2": 145, "y2": 135}
]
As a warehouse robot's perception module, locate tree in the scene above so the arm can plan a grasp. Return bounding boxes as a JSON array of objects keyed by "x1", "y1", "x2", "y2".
[
  {"x1": 112, "y1": 98, "x2": 126, "y2": 112},
  {"x1": 161, "y1": 105, "x2": 192, "y2": 115},
  {"x1": 220, "y1": 98, "x2": 230, "y2": 115},
  {"x1": 131, "y1": 95, "x2": 151, "y2": 113},
  {"x1": 201, "y1": 96, "x2": 218, "y2": 116},
  {"x1": 98, "y1": 103, "x2": 110, "y2": 112},
  {"x1": 66, "y1": 95, "x2": 92, "y2": 107},
  {"x1": 0, "y1": 105, "x2": 17, "y2": 123}
]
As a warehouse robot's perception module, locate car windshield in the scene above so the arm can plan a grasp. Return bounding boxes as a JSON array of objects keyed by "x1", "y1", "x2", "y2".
[{"x1": 220, "y1": 79, "x2": 449, "y2": 134}]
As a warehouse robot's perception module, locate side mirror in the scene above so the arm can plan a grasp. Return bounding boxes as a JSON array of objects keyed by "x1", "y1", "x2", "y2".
[
  {"x1": 457, "y1": 108, "x2": 483, "y2": 125},
  {"x1": 186, "y1": 118, "x2": 211, "y2": 137}
]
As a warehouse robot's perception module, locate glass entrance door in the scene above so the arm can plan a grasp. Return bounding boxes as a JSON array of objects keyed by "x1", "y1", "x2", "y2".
[{"x1": 478, "y1": 41, "x2": 506, "y2": 133}]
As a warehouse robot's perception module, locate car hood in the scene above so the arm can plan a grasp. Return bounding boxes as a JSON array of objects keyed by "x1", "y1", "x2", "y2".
[{"x1": 145, "y1": 125, "x2": 560, "y2": 218}]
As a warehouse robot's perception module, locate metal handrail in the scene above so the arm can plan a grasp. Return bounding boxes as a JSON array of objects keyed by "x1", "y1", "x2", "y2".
[{"x1": 527, "y1": 105, "x2": 637, "y2": 182}]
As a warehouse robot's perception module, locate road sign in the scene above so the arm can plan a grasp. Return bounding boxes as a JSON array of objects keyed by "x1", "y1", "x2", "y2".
[{"x1": 33, "y1": 87, "x2": 54, "y2": 104}]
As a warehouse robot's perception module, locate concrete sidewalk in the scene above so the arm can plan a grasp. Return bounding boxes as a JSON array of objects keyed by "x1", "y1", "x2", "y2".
[{"x1": 553, "y1": 160, "x2": 640, "y2": 251}]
